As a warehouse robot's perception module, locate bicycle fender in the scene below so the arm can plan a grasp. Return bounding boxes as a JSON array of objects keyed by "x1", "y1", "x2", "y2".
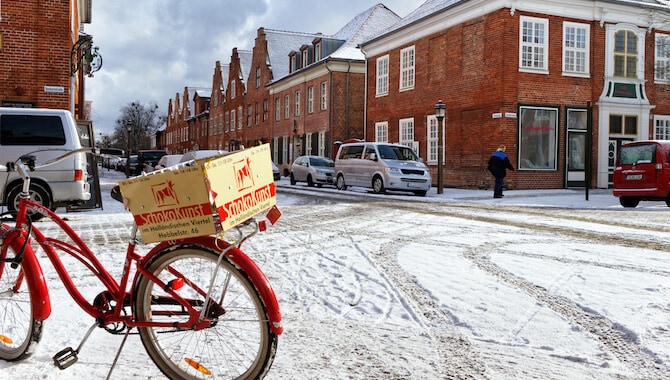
[
  {"x1": 144, "y1": 237, "x2": 283, "y2": 335},
  {"x1": 2, "y1": 229, "x2": 51, "y2": 321}
]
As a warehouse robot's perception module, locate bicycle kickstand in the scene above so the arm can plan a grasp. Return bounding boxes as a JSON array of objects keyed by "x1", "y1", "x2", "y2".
[{"x1": 52, "y1": 322, "x2": 97, "y2": 369}]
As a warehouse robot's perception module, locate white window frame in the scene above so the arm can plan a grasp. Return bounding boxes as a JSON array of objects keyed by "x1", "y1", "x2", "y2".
[
  {"x1": 315, "y1": 42, "x2": 322, "y2": 62},
  {"x1": 563, "y1": 22, "x2": 590, "y2": 77},
  {"x1": 308, "y1": 86, "x2": 314, "y2": 113},
  {"x1": 305, "y1": 133, "x2": 313, "y2": 155},
  {"x1": 375, "y1": 122, "x2": 388, "y2": 142},
  {"x1": 320, "y1": 82, "x2": 327, "y2": 110},
  {"x1": 318, "y1": 131, "x2": 326, "y2": 156},
  {"x1": 654, "y1": 115, "x2": 670, "y2": 140},
  {"x1": 655, "y1": 34, "x2": 670, "y2": 82},
  {"x1": 237, "y1": 106, "x2": 243, "y2": 130},
  {"x1": 399, "y1": 118, "x2": 415, "y2": 148},
  {"x1": 275, "y1": 98, "x2": 281, "y2": 121},
  {"x1": 399, "y1": 46, "x2": 415, "y2": 91},
  {"x1": 426, "y1": 115, "x2": 444, "y2": 164},
  {"x1": 284, "y1": 95, "x2": 290, "y2": 119},
  {"x1": 230, "y1": 109, "x2": 236, "y2": 130},
  {"x1": 302, "y1": 49, "x2": 308, "y2": 67},
  {"x1": 294, "y1": 91, "x2": 301, "y2": 117},
  {"x1": 519, "y1": 16, "x2": 548, "y2": 73},
  {"x1": 376, "y1": 55, "x2": 389, "y2": 96},
  {"x1": 230, "y1": 80, "x2": 236, "y2": 99}
]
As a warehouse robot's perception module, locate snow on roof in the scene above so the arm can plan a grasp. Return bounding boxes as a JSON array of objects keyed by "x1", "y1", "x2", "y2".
[
  {"x1": 237, "y1": 50, "x2": 253, "y2": 91},
  {"x1": 329, "y1": 3, "x2": 401, "y2": 60},
  {"x1": 264, "y1": 29, "x2": 324, "y2": 82}
]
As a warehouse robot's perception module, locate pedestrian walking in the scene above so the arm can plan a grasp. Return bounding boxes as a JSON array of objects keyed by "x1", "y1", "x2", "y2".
[{"x1": 487, "y1": 145, "x2": 514, "y2": 198}]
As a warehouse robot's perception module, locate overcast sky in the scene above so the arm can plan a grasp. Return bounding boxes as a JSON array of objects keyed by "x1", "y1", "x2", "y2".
[{"x1": 84, "y1": 0, "x2": 425, "y2": 138}]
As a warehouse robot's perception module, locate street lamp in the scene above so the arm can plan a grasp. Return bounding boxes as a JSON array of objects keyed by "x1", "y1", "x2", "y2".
[
  {"x1": 434, "y1": 100, "x2": 446, "y2": 194},
  {"x1": 125, "y1": 120, "x2": 132, "y2": 178}
]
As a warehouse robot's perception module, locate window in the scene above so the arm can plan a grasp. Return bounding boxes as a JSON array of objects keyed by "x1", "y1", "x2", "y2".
[
  {"x1": 302, "y1": 49, "x2": 308, "y2": 67},
  {"x1": 237, "y1": 106, "x2": 243, "y2": 130},
  {"x1": 305, "y1": 133, "x2": 312, "y2": 155},
  {"x1": 230, "y1": 109, "x2": 236, "y2": 130},
  {"x1": 400, "y1": 47, "x2": 415, "y2": 91},
  {"x1": 230, "y1": 80, "x2": 236, "y2": 99},
  {"x1": 520, "y1": 17, "x2": 548, "y2": 72},
  {"x1": 275, "y1": 98, "x2": 281, "y2": 121},
  {"x1": 427, "y1": 115, "x2": 443, "y2": 164},
  {"x1": 225, "y1": 112, "x2": 229, "y2": 132},
  {"x1": 518, "y1": 106, "x2": 558, "y2": 170},
  {"x1": 308, "y1": 86, "x2": 314, "y2": 113},
  {"x1": 375, "y1": 122, "x2": 388, "y2": 142},
  {"x1": 563, "y1": 22, "x2": 589, "y2": 76},
  {"x1": 263, "y1": 99, "x2": 268, "y2": 122},
  {"x1": 399, "y1": 118, "x2": 415, "y2": 152},
  {"x1": 376, "y1": 55, "x2": 389, "y2": 96},
  {"x1": 294, "y1": 91, "x2": 301, "y2": 117},
  {"x1": 255, "y1": 67, "x2": 261, "y2": 88},
  {"x1": 290, "y1": 54, "x2": 297, "y2": 73},
  {"x1": 656, "y1": 34, "x2": 670, "y2": 81},
  {"x1": 614, "y1": 30, "x2": 637, "y2": 78},
  {"x1": 609, "y1": 114, "x2": 637, "y2": 135},
  {"x1": 248, "y1": 104, "x2": 253, "y2": 127},
  {"x1": 320, "y1": 82, "x2": 327, "y2": 110},
  {"x1": 654, "y1": 116, "x2": 670, "y2": 140},
  {"x1": 0, "y1": 115, "x2": 66, "y2": 145},
  {"x1": 284, "y1": 95, "x2": 290, "y2": 119},
  {"x1": 315, "y1": 42, "x2": 322, "y2": 62}
]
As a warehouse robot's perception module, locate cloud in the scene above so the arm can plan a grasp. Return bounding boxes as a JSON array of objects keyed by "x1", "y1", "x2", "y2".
[{"x1": 85, "y1": 0, "x2": 421, "y2": 136}]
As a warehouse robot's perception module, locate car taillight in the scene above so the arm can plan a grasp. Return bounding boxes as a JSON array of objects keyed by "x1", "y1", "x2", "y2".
[{"x1": 74, "y1": 170, "x2": 83, "y2": 181}]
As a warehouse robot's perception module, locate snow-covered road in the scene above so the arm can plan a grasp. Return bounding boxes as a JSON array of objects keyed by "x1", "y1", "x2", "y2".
[{"x1": 2, "y1": 171, "x2": 669, "y2": 379}]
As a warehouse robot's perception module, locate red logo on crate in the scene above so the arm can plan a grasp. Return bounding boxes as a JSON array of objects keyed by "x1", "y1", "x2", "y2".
[
  {"x1": 234, "y1": 157, "x2": 255, "y2": 191},
  {"x1": 151, "y1": 180, "x2": 178, "y2": 207}
]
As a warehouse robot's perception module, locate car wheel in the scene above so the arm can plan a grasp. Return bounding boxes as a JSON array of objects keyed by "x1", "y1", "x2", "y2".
[
  {"x1": 290, "y1": 173, "x2": 296, "y2": 185},
  {"x1": 372, "y1": 175, "x2": 385, "y2": 194},
  {"x1": 336, "y1": 175, "x2": 347, "y2": 190},
  {"x1": 307, "y1": 175, "x2": 315, "y2": 187},
  {"x1": 619, "y1": 197, "x2": 640, "y2": 208},
  {"x1": 6, "y1": 182, "x2": 52, "y2": 221},
  {"x1": 413, "y1": 190, "x2": 427, "y2": 196}
]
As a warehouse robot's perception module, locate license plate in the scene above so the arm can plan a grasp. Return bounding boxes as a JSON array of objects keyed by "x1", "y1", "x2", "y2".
[
  {"x1": 407, "y1": 182, "x2": 423, "y2": 188},
  {"x1": 626, "y1": 174, "x2": 643, "y2": 180}
]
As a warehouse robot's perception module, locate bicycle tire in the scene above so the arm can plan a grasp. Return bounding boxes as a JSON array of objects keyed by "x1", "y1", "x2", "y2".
[
  {"x1": 0, "y1": 238, "x2": 43, "y2": 361},
  {"x1": 133, "y1": 245, "x2": 278, "y2": 379}
]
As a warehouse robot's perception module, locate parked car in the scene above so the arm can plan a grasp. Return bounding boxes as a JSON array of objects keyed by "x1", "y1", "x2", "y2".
[
  {"x1": 179, "y1": 150, "x2": 228, "y2": 164},
  {"x1": 290, "y1": 156, "x2": 335, "y2": 187},
  {"x1": 613, "y1": 140, "x2": 670, "y2": 208},
  {"x1": 154, "y1": 154, "x2": 183, "y2": 170},
  {"x1": 334, "y1": 142, "x2": 431, "y2": 196},
  {"x1": 136, "y1": 149, "x2": 167, "y2": 174},
  {"x1": 0, "y1": 107, "x2": 91, "y2": 218},
  {"x1": 272, "y1": 161, "x2": 280, "y2": 181}
]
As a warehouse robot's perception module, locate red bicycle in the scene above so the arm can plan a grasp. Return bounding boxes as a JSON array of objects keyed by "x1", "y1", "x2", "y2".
[{"x1": 0, "y1": 148, "x2": 282, "y2": 379}]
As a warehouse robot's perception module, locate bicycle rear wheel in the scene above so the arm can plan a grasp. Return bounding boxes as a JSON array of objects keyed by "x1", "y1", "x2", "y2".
[
  {"x1": 133, "y1": 245, "x2": 278, "y2": 379},
  {"x1": 0, "y1": 239, "x2": 43, "y2": 361}
]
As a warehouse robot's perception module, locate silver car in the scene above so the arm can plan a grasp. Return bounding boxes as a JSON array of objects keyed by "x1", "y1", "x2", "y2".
[{"x1": 290, "y1": 156, "x2": 335, "y2": 187}]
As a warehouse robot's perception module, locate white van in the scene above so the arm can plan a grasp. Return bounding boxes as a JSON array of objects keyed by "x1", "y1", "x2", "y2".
[
  {"x1": 0, "y1": 107, "x2": 90, "y2": 216},
  {"x1": 334, "y1": 142, "x2": 432, "y2": 196}
]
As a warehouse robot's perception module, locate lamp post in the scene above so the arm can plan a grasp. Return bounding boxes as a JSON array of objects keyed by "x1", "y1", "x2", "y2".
[
  {"x1": 434, "y1": 100, "x2": 446, "y2": 194},
  {"x1": 125, "y1": 121, "x2": 132, "y2": 178}
]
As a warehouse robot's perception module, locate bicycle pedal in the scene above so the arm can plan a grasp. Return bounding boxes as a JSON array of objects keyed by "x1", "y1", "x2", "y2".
[{"x1": 53, "y1": 347, "x2": 78, "y2": 369}]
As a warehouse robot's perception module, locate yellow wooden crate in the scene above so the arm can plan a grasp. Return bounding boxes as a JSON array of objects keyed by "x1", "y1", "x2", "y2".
[{"x1": 118, "y1": 144, "x2": 277, "y2": 243}]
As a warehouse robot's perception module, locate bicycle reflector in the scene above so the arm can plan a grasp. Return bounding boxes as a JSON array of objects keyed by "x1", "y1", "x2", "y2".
[
  {"x1": 0, "y1": 335, "x2": 13, "y2": 344},
  {"x1": 185, "y1": 358, "x2": 212, "y2": 375}
]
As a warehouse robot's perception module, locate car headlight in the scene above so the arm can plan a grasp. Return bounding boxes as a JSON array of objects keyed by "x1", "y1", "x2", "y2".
[{"x1": 385, "y1": 167, "x2": 401, "y2": 174}]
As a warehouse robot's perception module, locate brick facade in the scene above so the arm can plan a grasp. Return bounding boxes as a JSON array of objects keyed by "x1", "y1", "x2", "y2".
[{"x1": 0, "y1": 1, "x2": 91, "y2": 118}]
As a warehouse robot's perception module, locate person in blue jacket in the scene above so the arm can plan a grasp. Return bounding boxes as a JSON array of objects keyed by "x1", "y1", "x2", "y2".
[{"x1": 487, "y1": 145, "x2": 514, "y2": 198}]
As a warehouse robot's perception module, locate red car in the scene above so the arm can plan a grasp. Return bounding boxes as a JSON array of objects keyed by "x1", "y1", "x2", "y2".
[{"x1": 613, "y1": 140, "x2": 670, "y2": 208}]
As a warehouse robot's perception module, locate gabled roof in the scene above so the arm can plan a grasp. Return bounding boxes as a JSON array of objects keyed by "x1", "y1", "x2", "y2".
[
  {"x1": 329, "y1": 3, "x2": 401, "y2": 60},
  {"x1": 237, "y1": 50, "x2": 253, "y2": 92},
  {"x1": 264, "y1": 29, "x2": 324, "y2": 82}
]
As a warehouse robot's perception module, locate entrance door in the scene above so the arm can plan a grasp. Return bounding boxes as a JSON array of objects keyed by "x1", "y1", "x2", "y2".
[
  {"x1": 608, "y1": 138, "x2": 633, "y2": 186},
  {"x1": 566, "y1": 130, "x2": 586, "y2": 187}
]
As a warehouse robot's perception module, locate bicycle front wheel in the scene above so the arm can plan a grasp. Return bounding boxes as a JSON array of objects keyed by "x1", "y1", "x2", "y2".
[
  {"x1": 133, "y1": 245, "x2": 278, "y2": 380},
  {"x1": 0, "y1": 238, "x2": 43, "y2": 361}
]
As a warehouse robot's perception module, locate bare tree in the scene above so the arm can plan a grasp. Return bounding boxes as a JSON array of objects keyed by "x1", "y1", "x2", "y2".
[{"x1": 111, "y1": 101, "x2": 165, "y2": 154}]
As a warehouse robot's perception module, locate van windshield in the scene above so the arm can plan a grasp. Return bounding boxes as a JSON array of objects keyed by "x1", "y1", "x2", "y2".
[
  {"x1": 619, "y1": 144, "x2": 656, "y2": 165},
  {"x1": 377, "y1": 145, "x2": 419, "y2": 161}
]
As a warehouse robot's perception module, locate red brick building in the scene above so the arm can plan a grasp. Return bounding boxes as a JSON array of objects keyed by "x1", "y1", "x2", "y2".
[
  {"x1": 0, "y1": 0, "x2": 96, "y2": 119},
  {"x1": 360, "y1": 0, "x2": 670, "y2": 190}
]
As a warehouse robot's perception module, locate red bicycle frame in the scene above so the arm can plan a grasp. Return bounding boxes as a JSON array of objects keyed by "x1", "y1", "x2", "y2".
[{"x1": 3, "y1": 196, "x2": 282, "y2": 334}]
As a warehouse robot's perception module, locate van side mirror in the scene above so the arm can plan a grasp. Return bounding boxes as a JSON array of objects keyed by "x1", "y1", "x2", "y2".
[{"x1": 369, "y1": 152, "x2": 377, "y2": 161}]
